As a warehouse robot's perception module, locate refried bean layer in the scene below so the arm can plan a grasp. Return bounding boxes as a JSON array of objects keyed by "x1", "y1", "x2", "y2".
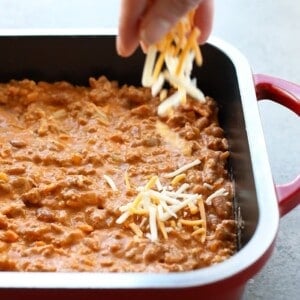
[{"x1": 0, "y1": 76, "x2": 236, "y2": 272}]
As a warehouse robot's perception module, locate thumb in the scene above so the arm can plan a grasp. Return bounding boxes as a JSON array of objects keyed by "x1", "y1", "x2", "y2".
[{"x1": 140, "y1": 0, "x2": 203, "y2": 45}]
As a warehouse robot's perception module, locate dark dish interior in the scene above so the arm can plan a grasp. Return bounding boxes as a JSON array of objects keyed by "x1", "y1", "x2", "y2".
[{"x1": 0, "y1": 35, "x2": 258, "y2": 248}]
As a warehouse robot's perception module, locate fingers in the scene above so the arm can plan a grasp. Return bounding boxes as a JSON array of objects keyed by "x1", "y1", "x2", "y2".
[
  {"x1": 117, "y1": 0, "x2": 214, "y2": 57},
  {"x1": 194, "y1": 0, "x2": 214, "y2": 44},
  {"x1": 117, "y1": 0, "x2": 148, "y2": 57},
  {"x1": 140, "y1": 0, "x2": 203, "y2": 46}
]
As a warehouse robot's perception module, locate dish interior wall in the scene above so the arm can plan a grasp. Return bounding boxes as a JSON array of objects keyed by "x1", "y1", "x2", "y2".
[{"x1": 0, "y1": 35, "x2": 259, "y2": 247}]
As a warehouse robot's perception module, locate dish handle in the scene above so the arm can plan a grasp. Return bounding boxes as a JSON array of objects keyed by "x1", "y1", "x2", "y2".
[{"x1": 253, "y1": 74, "x2": 300, "y2": 217}]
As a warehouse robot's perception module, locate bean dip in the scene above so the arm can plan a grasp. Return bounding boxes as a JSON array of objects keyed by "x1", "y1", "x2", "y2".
[{"x1": 0, "y1": 77, "x2": 236, "y2": 272}]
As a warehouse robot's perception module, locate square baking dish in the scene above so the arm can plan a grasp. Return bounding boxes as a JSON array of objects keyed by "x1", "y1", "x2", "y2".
[{"x1": 0, "y1": 31, "x2": 299, "y2": 300}]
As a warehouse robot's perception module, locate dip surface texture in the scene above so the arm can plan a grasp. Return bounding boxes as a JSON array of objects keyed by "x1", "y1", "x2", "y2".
[{"x1": 0, "y1": 77, "x2": 236, "y2": 272}]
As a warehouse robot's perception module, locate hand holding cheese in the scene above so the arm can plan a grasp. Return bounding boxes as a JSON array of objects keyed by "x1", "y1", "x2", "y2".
[{"x1": 117, "y1": 0, "x2": 214, "y2": 57}]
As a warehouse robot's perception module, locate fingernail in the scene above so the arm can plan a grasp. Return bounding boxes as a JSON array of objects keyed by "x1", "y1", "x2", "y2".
[{"x1": 141, "y1": 18, "x2": 171, "y2": 45}]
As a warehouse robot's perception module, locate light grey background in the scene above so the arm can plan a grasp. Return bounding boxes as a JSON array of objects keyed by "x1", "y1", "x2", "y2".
[{"x1": 0, "y1": 1, "x2": 299, "y2": 299}]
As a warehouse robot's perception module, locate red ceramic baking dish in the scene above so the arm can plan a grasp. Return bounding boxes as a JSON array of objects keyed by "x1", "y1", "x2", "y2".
[{"x1": 0, "y1": 30, "x2": 299, "y2": 300}]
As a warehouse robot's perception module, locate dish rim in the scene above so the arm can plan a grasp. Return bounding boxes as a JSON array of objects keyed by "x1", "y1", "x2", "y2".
[{"x1": 0, "y1": 30, "x2": 279, "y2": 289}]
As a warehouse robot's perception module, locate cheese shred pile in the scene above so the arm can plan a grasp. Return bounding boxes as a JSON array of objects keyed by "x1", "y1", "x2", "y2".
[
  {"x1": 142, "y1": 9, "x2": 206, "y2": 117},
  {"x1": 116, "y1": 159, "x2": 229, "y2": 242}
]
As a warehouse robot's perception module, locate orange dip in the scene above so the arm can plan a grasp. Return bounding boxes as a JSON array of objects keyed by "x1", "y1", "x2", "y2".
[{"x1": 0, "y1": 77, "x2": 236, "y2": 272}]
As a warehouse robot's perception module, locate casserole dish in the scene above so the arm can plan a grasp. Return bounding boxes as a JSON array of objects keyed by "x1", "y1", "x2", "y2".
[{"x1": 0, "y1": 30, "x2": 299, "y2": 300}]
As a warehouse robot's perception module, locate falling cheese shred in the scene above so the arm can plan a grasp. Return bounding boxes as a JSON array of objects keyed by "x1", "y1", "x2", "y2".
[{"x1": 141, "y1": 9, "x2": 206, "y2": 117}]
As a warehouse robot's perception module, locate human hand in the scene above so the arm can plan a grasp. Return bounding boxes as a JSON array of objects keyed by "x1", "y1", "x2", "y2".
[{"x1": 117, "y1": 0, "x2": 214, "y2": 57}]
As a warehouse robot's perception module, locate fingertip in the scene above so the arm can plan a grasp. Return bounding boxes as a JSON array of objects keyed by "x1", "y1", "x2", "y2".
[
  {"x1": 138, "y1": 40, "x2": 147, "y2": 54},
  {"x1": 195, "y1": 0, "x2": 214, "y2": 44},
  {"x1": 117, "y1": 0, "x2": 148, "y2": 57},
  {"x1": 116, "y1": 35, "x2": 126, "y2": 57},
  {"x1": 198, "y1": 29, "x2": 211, "y2": 45},
  {"x1": 116, "y1": 34, "x2": 139, "y2": 57}
]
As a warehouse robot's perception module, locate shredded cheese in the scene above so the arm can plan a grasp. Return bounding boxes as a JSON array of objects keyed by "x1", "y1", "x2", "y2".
[
  {"x1": 179, "y1": 219, "x2": 204, "y2": 226},
  {"x1": 116, "y1": 210, "x2": 130, "y2": 224},
  {"x1": 192, "y1": 227, "x2": 205, "y2": 237},
  {"x1": 187, "y1": 201, "x2": 198, "y2": 214},
  {"x1": 145, "y1": 175, "x2": 158, "y2": 190},
  {"x1": 159, "y1": 89, "x2": 168, "y2": 101},
  {"x1": 198, "y1": 196, "x2": 207, "y2": 243},
  {"x1": 157, "y1": 218, "x2": 168, "y2": 240},
  {"x1": 205, "y1": 188, "x2": 229, "y2": 205},
  {"x1": 176, "y1": 182, "x2": 190, "y2": 194},
  {"x1": 163, "y1": 71, "x2": 205, "y2": 102},
  {"x1": 203, "y1": 182, "x2": 213, "y2": 190},
  {"x1": 116, "y1": 170, "x2": 207, "y2": 242},
  {"x1": 157, "y1": 90, "x2": 182, "y2": 117},
  {"x1": 171, "y1": 173, "x2": 186, "y2": 186},
  {"x1": 141, "y1": 9, "x2": 206, "y2": 117},
  {"x1": 124, "y1": 169, "x2": 131, "y2": 190},
  {"x1": 103, "y1": 175, "x2": 118, "y2": 192},
  {"x1": 142, "y1": 45, "x2": 157, "y2": 87},
  {"x1": 155, "y1": 177, "x2": 163, "y2": 191},
  {"x1": 175, "y1": 27, "x2": 200, "y2": 76},
  {"x1": 129, "y1": 222, "x2": 144, "y2": 238},
  {"x1": 115, "y1": 158, "x2": 231, "y2": 242},
  {"x1": 164, "y1": 158, "x2": 201, "y2": 178},
  {"x1": 148, "y1": 205, "x2": 158, "y2": 242},
  {"x1": 151, "y1": 73, "x2": 165, "y2": 97}
]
